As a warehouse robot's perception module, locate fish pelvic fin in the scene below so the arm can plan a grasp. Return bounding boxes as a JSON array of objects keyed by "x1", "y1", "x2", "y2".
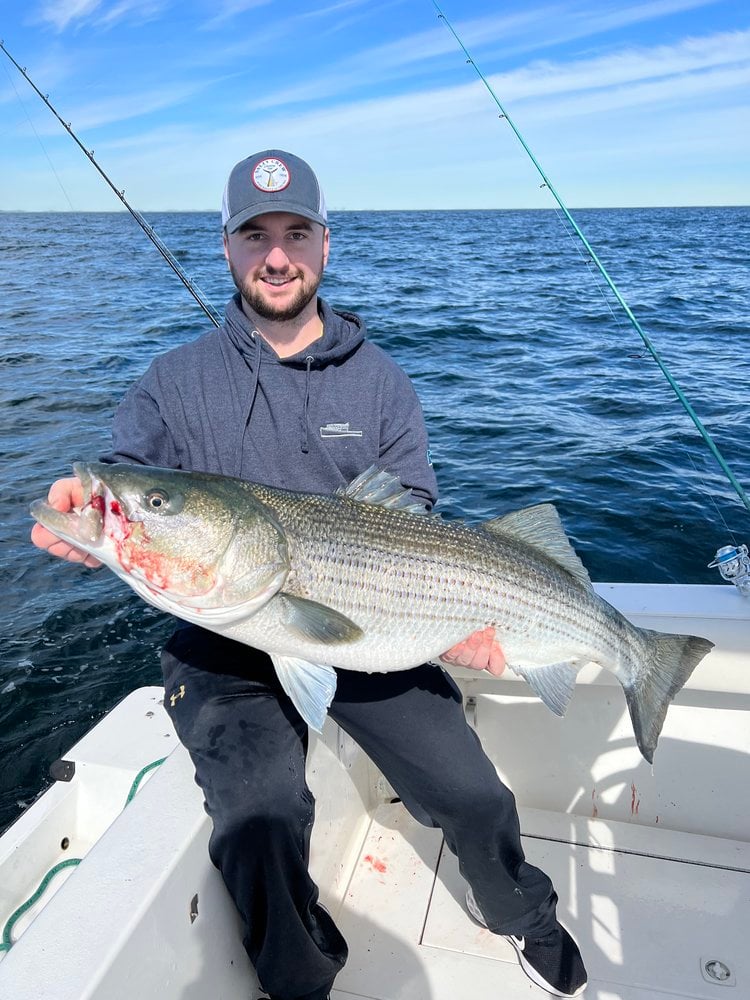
[
  {"x1": 514, "y1": 661, "x2": 579, "y2": 717},
  {"x1": 270, "y1": 654, "x2": 337, "y2": 732},
  {"x1": 625, "y1": 631, "x2": 714, "y2": 764},
  {"x1": 337, "y1": 466, "x2": 432, "y2": 515},
  {"x1": 484, "y1": 504, "x2": 592, "y2": 589}
]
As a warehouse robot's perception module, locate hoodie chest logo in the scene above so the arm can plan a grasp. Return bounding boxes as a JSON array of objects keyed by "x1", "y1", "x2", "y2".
[{"x1": 320, "y1": 421, "x2": 363, "y2": 439}]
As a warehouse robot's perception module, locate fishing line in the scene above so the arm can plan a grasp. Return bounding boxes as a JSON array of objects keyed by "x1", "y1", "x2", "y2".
[
  {"x1": 549, "y1": 204, "x2": 740, "y2": 543},
  {"x1": 684, "y1": 447, "x2": 740, "y2": 547},
  {"x1": 431, "y1": 1, "x2": 750, "y2": 518},
  {"x1": 546, "y1": 204, "x2": 641, "y2": 349},
  {"x1": 1, "y1": 59, "x2": 75, "y2": 210},
  {"x1": 0, "y1": 40, "x2": 222, "y2": 329}
]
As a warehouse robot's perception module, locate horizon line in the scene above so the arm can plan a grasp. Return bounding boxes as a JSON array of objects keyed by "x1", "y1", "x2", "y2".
[{"x1": 1, "y1": 204, "x2": 748, "y2": 214}]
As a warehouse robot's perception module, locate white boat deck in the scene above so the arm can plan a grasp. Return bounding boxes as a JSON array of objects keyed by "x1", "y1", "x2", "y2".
[
  {"x1": 0, "y1": 583, "x2": 748, "y2": 999},
  {"x1": 334, "y1": 802, "x2": 748, "y2": 999}
]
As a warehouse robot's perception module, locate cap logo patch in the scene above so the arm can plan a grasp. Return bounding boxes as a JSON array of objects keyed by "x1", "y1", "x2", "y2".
[{"x1": 252, "y1": 156, "x2": 291, "y2": 193}]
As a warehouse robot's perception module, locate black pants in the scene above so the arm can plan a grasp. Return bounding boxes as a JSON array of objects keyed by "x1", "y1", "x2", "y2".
[{"x1": 162, "y1": 626, "x2": 558, "y2": 1000}]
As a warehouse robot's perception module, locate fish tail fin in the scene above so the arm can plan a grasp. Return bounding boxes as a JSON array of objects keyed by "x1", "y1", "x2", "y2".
[{"x1": 625, "y1": 631, "x2": 713, "y2": 764}]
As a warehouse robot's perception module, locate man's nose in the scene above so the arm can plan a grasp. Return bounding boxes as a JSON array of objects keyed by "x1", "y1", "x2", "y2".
[{"x1": 264, "y1": 244, "x2": 291, "y2": 270}]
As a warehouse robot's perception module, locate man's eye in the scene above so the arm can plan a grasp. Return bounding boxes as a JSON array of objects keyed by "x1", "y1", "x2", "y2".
[{"x1": 289, "y1": 231, "x2": 307, "y2": 240}]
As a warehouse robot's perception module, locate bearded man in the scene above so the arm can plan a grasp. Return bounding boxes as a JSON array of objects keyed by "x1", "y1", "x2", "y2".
[{"x1": 32, "y1": 150, "x2": 586, "y2": 1000}]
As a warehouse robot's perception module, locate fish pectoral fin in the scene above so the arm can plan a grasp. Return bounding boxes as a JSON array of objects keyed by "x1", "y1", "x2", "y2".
[
  {"x1": 279, "y1": 594, "x2": 363, "y2": 644},
  {"x1": 270, "y1": 654, "x2": 337, "y2": 732},
  {"x1": 483, "y1": 505, "x2": 592, "y2": 590},
  {"x1": 513, "y1": 661, "x2": 579, "y2": 717}
]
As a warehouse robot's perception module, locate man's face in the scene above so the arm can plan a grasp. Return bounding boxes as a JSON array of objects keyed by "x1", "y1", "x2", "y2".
[{"x1": 223, "y1": 211, "x2": 330, "y2": 322}]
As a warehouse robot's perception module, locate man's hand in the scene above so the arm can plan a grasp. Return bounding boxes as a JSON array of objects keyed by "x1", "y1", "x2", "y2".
[
  {"x1": 30, "y1": 477, "x2": 102, "y2": 569},
  {"x1": 440, "y1": 627, "x2": 506, "y2": 676}
]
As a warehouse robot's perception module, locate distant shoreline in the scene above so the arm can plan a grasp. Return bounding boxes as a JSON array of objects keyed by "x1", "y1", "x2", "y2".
[{"x1": 1, "y1": 205, "x2": 748, "y2": 214}]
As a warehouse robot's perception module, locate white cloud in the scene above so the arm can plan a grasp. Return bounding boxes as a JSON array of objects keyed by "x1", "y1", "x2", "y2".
[
  {"x1": 0, "y1": 49, "x2": 76, "y2": 110},
  {"x1": 5, "y1": 77, "x2": 218, "y2": 138},
  {"x1": 500, "y1": 0, "x2": 727, "y2": 55},
  {"x1": 51, "y1": 23, "x2": 747, "y2": 178},
  {"x1": 69, "y1": 84, "x2": 206, "y2": 129},
  {"x1": 490, "y1": 30, "x2": 750, "y2": 106},
  {"x1": 35, "y1": 0, "x2": 168, "y2": 31},
  {"x1": 242, "y1": 1, "x2": 733, "y2": 113},
  {"x1": 36, "y1": 0, "x2": 102, "y2": 31},
  {"x1": 304, "y1": 0, "x2": 370, "y2": 15},
  {"x1": 97, "y1": 0, "x2": 165, "y2": 27},
  {"x1": 200, "y1": 0, "x2": 272, "y2": 29},
  {"x1": 241, "y1": 28, "x2": 750, "y2": 129}
]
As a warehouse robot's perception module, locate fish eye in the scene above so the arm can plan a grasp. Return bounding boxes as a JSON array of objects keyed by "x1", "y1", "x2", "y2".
[{"x1": 145, "y1": 489, "x2": 169, "y2": 510}]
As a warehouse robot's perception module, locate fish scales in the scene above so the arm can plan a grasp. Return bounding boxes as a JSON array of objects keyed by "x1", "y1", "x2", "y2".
[
  {"x1": 231, "y1": 485, "x2": 633, "y2": 677},
  {"x1": 235, "y1": 491, "x2": 494, "y2": 666}
]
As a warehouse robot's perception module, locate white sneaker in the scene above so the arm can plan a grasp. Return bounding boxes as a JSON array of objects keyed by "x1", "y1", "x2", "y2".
[{"x1": 465, "y1": 887, "x2": 588, "y2": 997}]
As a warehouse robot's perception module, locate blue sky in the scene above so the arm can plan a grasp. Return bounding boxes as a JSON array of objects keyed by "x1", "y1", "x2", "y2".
[{"x1": 1, "y1": 0, "x2": 747, "y2": 211}]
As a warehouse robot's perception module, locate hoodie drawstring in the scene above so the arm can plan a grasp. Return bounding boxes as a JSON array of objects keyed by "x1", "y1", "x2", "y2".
[
  {"x1": 238, "y1": 332, "x2": 263, "y2": 478},
  {"x1": 302, "y1": 355, "x2": 314, "y2": 454}
]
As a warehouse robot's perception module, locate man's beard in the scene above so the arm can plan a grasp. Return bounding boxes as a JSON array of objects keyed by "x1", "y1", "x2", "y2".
[{"x1": 230, "y1": 258, "x2": 324, "y2": 322}]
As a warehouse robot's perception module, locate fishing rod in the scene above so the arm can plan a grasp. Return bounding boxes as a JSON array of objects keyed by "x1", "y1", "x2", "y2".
[
  {"x1": 0, "y1": 39, "x2": 222, "y2": 329},
  {"x1": 431, "y1": 2, "x2": 750, "y2": 525}
]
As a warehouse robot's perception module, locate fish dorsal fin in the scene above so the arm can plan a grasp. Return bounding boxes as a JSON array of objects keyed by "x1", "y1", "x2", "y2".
[
  {"x1": 484, "y1": 504, "x2": 592, "y2": 589},
  {"x1": 337, "y1": 465, "x2": 431, "y2": 515}
]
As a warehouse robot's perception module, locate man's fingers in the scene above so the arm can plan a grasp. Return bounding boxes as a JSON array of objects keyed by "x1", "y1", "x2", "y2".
[
  {"x1": 485, "y1": 643, "x2": 506, "y2": 677},
  {"x1": 30, "y1": 483, "x2": 102, "y2": 569},
  {"x1": 46, "y1": 537, "x2": 101, "y2": 568},
  {"x1": 31, "y1": 522, "x2": 56, "y2": 550},
  {"x1": 48, "y1": 476, "x2": 84, "y2": 510},
  {"x1": 440, "y1": 627, "x2": 506, "y2": 675}
]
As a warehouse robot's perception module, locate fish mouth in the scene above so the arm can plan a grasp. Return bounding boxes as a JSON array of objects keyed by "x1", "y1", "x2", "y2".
[
  {"x1": 30, "y1": 461, "x2": 133, "y2": 552},
  {"x1": 73, "y1": 462, "x2": 138, "y2": 546},
  {"x1": 72, "y1": 462, "x2": 108, "y2": 545}
]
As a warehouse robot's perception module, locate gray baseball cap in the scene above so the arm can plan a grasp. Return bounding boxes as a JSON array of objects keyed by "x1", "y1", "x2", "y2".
[{"x1": 221, "y1": 149, "x2": 328, "y2": 233}]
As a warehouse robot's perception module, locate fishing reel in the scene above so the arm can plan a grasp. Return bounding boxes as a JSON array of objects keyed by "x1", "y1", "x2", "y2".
[{"x1": 709, "y1": 544, "x2": 750, "y2": 597}]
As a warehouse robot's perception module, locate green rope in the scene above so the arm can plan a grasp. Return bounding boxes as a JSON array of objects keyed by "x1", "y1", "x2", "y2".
[
  {"x1": 432, "y1": 1, "x2": 750, "y2": 516},
  {"x1": 0, "y1": 757, "x2": 167, "y2": 953},
  {"x1": 0, "y1": 859, "x2": 81, "y2": 952},
  {"x1": 126, "y1": 757, "x2": 167, "y2": 804}
]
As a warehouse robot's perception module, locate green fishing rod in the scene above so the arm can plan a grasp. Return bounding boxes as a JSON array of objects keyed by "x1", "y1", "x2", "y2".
[
  {"x1": 432, "y1": 2, "x2": 750, "y2": 519},
  {"x1": 0, "y1": 39, "x2": 222, "y2": 329}
]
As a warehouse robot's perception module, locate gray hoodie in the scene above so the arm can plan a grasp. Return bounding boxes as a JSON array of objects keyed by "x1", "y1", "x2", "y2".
[{"x1": 105, "y1": 294, "x2": 438, "y2": 507}]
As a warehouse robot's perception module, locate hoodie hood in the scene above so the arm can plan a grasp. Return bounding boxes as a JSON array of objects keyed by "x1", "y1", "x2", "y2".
[{"x1": 222, "y1": 292, "x2": 366, "y2": 366}]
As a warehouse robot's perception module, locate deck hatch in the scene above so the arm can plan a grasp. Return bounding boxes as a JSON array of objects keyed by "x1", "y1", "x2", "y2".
[{"x1": 335, "y1": 802, "x2": 748, "y2": 1000}]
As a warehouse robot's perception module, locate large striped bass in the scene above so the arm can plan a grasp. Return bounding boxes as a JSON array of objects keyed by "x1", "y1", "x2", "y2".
[{"x1": 31, "y1": 462, "x2": 713, "y2": 762}]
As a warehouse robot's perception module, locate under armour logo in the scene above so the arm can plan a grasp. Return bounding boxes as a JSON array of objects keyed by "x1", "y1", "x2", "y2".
[{"x1": 169, "y1": 684, "x2": 186, "y2": 707}]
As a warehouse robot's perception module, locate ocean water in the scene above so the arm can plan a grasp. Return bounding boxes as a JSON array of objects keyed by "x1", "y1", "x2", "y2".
[{"x1": 1, "y1": 206, "x2": 748, "y2": 833}]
